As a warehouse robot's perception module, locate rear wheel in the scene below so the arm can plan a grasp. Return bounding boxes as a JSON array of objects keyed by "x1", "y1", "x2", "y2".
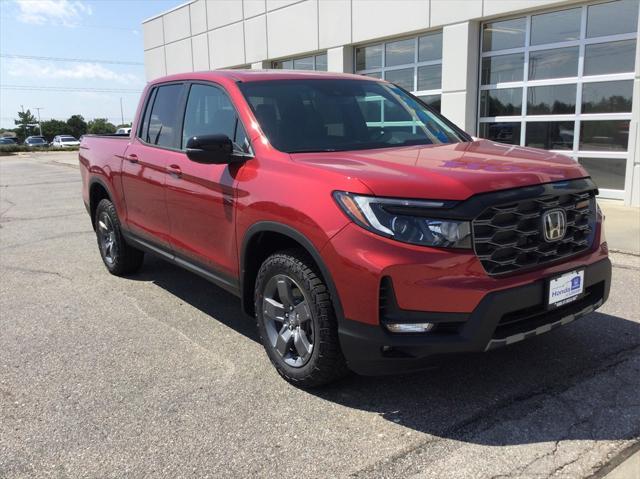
[
  {"x1": 255, "y1": 250, "x2": 348, "y2": 387},
  {"x1": 95, "y1": 199, "x2": 144, "y2": 276}
]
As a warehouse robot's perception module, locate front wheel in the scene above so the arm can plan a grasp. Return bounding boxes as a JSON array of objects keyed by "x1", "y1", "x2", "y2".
[{"x1": 254, "y1": 250, "x2": 348, "y2": 387}]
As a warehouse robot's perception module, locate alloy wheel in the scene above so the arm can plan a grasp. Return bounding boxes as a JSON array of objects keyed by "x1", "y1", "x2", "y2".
[
  {"x1": 262, "y1": 274, "x2": 314, "y2": 368},
  {"x1": 97, "y1": 212, "x2": 118, "y2": 266}
]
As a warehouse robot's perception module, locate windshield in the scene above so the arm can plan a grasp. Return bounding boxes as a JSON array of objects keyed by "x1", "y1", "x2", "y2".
[
  {"x1": 61, "y1": 136, "x2": 77, "y2": 141},
  {"x1": 29, "y1": 138, "x2": 45, "y2": 144},
  {"x1": 239, "y1": 79, "x2": 468, "y2": 153}
]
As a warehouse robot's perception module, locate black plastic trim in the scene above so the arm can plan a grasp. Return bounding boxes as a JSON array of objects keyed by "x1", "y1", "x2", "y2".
[
  {"x1": 122, "y1": 230, "x2": 240, "y2": 296},
  {"x1": 240, "y1": 221, "x2": 345, "y2": 324},
  {"x1": 373, "y1": 178, "x2": 597, "y2": 221},
  {"x1": 339, "y1": 257, "x2": 611, "y2": 375}
]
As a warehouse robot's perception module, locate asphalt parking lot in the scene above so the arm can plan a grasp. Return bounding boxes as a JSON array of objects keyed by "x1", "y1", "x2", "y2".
[{"x1": 1, "y1": 152, "x2": 639, "y2": 478}]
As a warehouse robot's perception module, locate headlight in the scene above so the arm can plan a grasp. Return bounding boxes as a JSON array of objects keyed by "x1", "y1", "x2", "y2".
[{"x1": 333, "y1": 191, "x2": 472, "y2": 249}]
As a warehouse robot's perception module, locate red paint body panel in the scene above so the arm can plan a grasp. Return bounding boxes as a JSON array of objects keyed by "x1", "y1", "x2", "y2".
[
  {"x1": 291, "y1": 141, "x2": 590, "y2": 201},
  {"x1": 322, "y1": 220, "x2": 606, "y2": 325},
  {"x1": 120, "y1": 139, "x2": 173, "y2": 247},
  {"x1": 79, "y1": 70, "x2": 609, "y2": 348}
]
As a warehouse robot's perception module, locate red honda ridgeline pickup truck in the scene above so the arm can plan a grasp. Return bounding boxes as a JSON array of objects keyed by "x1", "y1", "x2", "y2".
[{"x1": 80, "y1": 70, "x2": 611, "y2": 387}]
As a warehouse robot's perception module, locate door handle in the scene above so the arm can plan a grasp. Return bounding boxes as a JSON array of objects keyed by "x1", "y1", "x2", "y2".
[
  {"x1": 167, "y1": 164, "x2": 182, "y2": 179},
  {"x1": 125, "y1": 153, "x2": 138, "y2": 163}
]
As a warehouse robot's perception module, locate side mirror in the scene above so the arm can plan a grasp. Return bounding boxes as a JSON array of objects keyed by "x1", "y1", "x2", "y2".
[{"x1": 186, "y1": 134, "x2": 244, "y2": 164}]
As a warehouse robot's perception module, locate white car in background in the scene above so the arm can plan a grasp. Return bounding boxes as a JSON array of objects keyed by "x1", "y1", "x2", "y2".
[
  {"x1": 115, "y1": 127, "x2": 131, "y2": 135},
  {"x1": 51, "y1": 135, "x2": 80, "y2": 148}
]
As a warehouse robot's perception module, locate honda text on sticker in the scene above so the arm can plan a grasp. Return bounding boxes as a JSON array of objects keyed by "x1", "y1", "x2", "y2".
[{"x1": 80, "y1": 71, "x2": 611, "y2": 387}]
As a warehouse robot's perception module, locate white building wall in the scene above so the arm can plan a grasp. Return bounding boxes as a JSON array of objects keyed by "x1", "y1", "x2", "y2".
[
  {"x1": 143, "y1": 0, "x2": 640, "y2": 205},
  {"x1": 147, "y1": 0, "x2": 593, "y2": 78}
]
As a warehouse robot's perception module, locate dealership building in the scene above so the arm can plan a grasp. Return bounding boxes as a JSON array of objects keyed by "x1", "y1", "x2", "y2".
[{"x1": 143, "y1": 0, "x2": 640, "y2": 205}]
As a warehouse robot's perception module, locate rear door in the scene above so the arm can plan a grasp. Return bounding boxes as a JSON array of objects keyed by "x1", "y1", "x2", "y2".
[
  {"x1": 164, "y1": 82, "x2": 251, "y2": 279},
  {"x1": 121, "y1": 83, "x2": 185, "y2": 248}
]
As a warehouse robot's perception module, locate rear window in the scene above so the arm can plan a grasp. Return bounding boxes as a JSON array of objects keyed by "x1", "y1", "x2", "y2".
[
  {"x1": 61, "y1": 136, "x2": 76, "y2": 141},
  {"x1": 139, "y1": 84, "x2": 184, "y2": 148}
]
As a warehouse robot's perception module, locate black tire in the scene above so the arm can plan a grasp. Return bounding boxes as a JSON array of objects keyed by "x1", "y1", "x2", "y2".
[
  {"x1": 95, "y1": 198, "x2": 144, "y2": 276},
  {"x1": 254, "y1": 249, "x2": 349, "y2": 387}
]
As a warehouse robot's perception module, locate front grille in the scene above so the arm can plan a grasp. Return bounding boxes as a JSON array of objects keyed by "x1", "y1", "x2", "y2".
[{"x1": 473, "y1": 190, "x2": 596, "y2": 276}]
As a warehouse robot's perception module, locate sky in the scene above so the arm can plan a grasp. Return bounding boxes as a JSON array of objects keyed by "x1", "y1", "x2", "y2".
[{"x1": 0, "y1": 0, "x2": 185, "y2": 129}]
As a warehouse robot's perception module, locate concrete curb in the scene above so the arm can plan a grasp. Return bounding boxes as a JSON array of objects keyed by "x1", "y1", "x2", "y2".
[{"x1": 591, "y1": 442, "x2": 640, "y2": 479}]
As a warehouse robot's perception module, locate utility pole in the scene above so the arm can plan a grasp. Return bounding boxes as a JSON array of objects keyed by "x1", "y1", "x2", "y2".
[
  {"x1": 120, "y1": 97, "x2": 125, "y2": 126},
  {"x1": 20, "y1": 105, "x2": 26, "y2": 139},
  {"x1": 34, "y1": 107, "x2": 44, "y2": 136}
]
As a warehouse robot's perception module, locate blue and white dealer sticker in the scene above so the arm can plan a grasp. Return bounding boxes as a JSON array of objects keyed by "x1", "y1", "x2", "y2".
[{"x1": 548, "y1": 270, "x2": 584, "y2": 306}]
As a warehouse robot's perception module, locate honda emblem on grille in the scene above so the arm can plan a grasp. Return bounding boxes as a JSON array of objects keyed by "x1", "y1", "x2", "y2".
[{"x1": 542, "y1": 209, "x2": 567, "y2": 242}]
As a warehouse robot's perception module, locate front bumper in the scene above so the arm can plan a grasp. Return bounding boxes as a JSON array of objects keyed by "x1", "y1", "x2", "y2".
[{"x1": 338, "y1": 257, "x2": 611, "y2": 375}]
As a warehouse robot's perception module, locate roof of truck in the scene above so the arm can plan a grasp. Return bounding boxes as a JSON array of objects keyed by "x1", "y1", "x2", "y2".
[{"x1": 149, "y1": 69, "x2": 380, "y2": 85}]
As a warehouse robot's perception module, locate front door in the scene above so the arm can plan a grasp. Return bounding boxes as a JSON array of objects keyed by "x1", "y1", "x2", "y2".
[
  {"x1": 121, "y1": 83, "x2": 185, "y2": 248},
  {"x1": 165, "y1": 82, "x2": 250, "y2": 279}
]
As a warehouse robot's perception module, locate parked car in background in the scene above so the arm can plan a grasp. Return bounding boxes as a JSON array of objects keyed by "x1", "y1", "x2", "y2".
[
  {"x1": 51, "y1": 135, "x2": 80, "y2": 148},
  {"x1": 24, "y1": 136, "x2": 48, "y2": 148},
  {"x1": 116, "y1": 127, "x2": 131, "y2": 135},
  {"x1": 0, "y1": 138, "x2": 18, "y2": 145}
]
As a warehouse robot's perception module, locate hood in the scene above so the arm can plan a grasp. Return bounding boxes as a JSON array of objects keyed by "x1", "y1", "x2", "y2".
[{"x1": 290, "y1": 140, "x2": 589, "y2": 201}]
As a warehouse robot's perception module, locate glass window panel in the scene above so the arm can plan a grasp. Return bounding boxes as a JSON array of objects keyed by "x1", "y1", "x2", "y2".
[
  {"x1": 481, "y1": 53, "x2": 524, "y2": 84},
  {"x1": 362, "y1": 71, "x2": 382, "y2": 79},
  {"x1": 355, "y1": 44, "x2": 382, "y2": 70},
  {"x1": 146, "y1": 84, "x2": 183, "y2": 148},
  {"x1": 584, "y1": 40, "x2": 637, "y2": 76},
  {"x1": 273, "y1": 60, "x2": 293, "y2": 69},
  {"x1": 579, "y1": 157, "x2": 627, "y2": 190},
  {"x1": 482, "y1": 18, "x2": 526, "y2": 52},
  {"x1": 528, "y1": 47, "x2": 579, "y2": 80},
  {"x1": 531, "y1": 8, "x2": 581, "y2": 45},
  {"x1": 580, "y1": 120, "x2": 630, "y2": 151},
  {"x1": 525, "y1": 121, "x2": 575, "y2": 150},
  {"x1": 182, "y1": 84, "x2": 238, "y2": 149},
  {"x1": 418, "y1": 94, "x2": 441, "y2": 113},
  {"x1": 385, "y1": 38, "x2": 415, "y2": 67},
  {"x1": 479, "y1": 122, "x2": 522, "y2": 144},
  {"x1": 480, "y1": 88, "x2": 523, "y2": 116},
  {"x1": 417, "y1": 64, "x2": 441, "y2": 91},
  {"x1": 418, "y1": 32, "x2": 442, "y2": 62},
  {"x1": 138, "y1": 88, "x2": 156, "y2": 142},
  {"x1": 293, "y1": 56, "x2": 314, "y2": 70},
  {"x1": 384, "y1": 68, "x2": 414, "y2": 91},
  {"x1": 587, "y1": 0, "x2": 639, "y2": 38},
  {"x1": 527, "y1": 84, "x2": 576, "y2": 115},
  {"x1": 315, "y1": 54, "x2": 327, "y2": 71},
  {"x1": 582, "y1": 80, "x2": 634, "y2": 113}
]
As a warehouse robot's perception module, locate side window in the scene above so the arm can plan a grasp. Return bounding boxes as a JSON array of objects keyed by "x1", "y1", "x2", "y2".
[
  {"x1": 182, "y1": 84, "x2": 248, "y2": 151},
  {"x1": 145, "y1": 84, "x2": 183, "y2": 148},
  {"x1": 138, "y1": 88, "x2": 157, "y2": 143}
]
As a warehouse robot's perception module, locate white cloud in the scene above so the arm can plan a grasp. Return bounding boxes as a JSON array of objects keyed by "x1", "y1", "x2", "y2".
[
  {"x1": 14, "y1": 0, "x2": 93, "y2": 27},
  {"x1": 6, "y1": 59, "x2": 143, "y2": 85}
]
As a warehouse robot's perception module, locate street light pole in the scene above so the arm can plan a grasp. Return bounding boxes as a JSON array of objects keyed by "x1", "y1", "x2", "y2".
[
  {"x1": 120, "y1": 97, "x2": 124, "y2": 126},
  {"x1": 34, "y1": 107, "x2": 44, "y2": 136}
]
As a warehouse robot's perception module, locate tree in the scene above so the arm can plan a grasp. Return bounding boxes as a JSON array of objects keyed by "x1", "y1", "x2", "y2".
[
  {"x1": 66, "y1": 115, "x2": 87, "y2": 139},
  {"x1": 40, "y1": 119, "x2": 70, "y2": 142},
  {"x1": 87, "y1": 118, "x2": 116, "y2": 135},
  {"x1": 14, "y1": 110, "x2": 38, "y2": 142},
  {"x1": 116, "y1": 123, "x2": 131, "y2": 129}
]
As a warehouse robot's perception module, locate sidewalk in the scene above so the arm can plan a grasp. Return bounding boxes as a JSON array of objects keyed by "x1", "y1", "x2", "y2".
[{"x1": 599, "y1": 200, "x2": 640, "y2": 255}]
